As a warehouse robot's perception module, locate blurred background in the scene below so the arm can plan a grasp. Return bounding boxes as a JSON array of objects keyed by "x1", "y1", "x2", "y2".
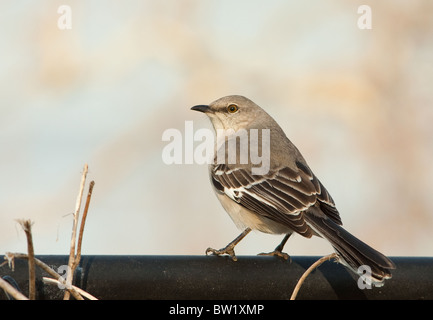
[{"x1": 1, "y1": 1, "x2": 432, "y2": 258}]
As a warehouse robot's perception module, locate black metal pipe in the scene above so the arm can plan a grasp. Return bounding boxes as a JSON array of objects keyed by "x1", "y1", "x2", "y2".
[{"x1": 1, "y1": 255, "x2": 431, "y2": 300}]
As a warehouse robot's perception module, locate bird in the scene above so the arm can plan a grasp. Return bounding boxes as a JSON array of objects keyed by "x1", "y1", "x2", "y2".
[{"x1": 191, "y1": 95, "x2": 395, "y2": 286}]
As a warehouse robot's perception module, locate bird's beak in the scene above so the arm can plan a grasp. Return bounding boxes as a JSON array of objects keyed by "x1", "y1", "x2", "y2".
[{"x1": 191, "y1": 105, "x2": 211, "y2": 113}]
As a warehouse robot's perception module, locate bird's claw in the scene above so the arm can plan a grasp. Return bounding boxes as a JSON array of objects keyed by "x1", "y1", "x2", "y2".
[
  {"x1": 258, "y1": 250, "x2": 291, "y2": 262},
  {"x1": 206, "y1": 246, "x2": 238, "y2": 261}
]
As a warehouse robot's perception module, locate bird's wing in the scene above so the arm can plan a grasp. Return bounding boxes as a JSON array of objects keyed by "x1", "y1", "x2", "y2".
[{"x1": 211, "y1": 161, "x2": 342, "y2": 237}]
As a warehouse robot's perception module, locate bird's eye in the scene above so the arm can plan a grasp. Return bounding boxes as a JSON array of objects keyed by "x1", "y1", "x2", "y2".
[{"x1": 227, "y1": 104, "x2": 239, "y2": 113}]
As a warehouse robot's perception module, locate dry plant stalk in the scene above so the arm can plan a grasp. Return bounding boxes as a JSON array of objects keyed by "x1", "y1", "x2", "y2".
[
  {"x1": 1, "y1": 164, "x2": 96, "y2": 300},
  {"x1": 64, "y1": 164, "x2": 88, "y2": 299},
  {"x1": 16, "y1": 219, "x2": 36, "y2": 300},
  {"x1": 0, "y1": 276, "x2": 28, "y2": 300},
  {"x1": 72, "y1": 180, "x2": 95, "y2": 272},
  {"x1": 290, "y1": 252, "x2": 338, "y2": 300},
  {"x1": 6, "y1": 252, "x2": 84, "y2": 300},
  {"x1": 64, "y1": 164, "x2": 96, "y2": 300},
  {"x1": 42, "y1": 277, "x2": 97, "y2": 300},
  {"x1": 64, "y1": 180, "x2": 95, "y2": 299}
]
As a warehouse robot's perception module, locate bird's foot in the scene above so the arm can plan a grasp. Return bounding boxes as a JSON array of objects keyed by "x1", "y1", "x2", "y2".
[
  {"x1": 206, "y1": 245, "x2": 238, "y2": 261},
  {"x1": 258, "y1": 250, "x2": 291, "y2": 262},
  {"x1": 205, "y1": 228, "x2": 251, "y2": 262}
]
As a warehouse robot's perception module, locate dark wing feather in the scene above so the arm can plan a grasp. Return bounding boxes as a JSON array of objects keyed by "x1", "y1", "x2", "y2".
[
  {"x1": 294, "y1": 161, "x2": 342, "y2": 225},
  {"x1": 211, "y1": 162, "x2": 342, "y2": 237}
]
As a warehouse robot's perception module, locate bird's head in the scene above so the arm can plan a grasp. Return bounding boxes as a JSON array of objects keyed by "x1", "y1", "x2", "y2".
[{"x1": 191, "y1": 95, "x2": 270, "y2": 132}]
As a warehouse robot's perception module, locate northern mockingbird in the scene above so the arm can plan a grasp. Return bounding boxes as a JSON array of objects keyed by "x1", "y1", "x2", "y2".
[{"x1": 191, "y1": 95, "x2": 395, "y2": 286}]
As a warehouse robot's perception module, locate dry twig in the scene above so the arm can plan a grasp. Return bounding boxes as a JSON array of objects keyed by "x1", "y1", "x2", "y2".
[
  {"x1": 0, "y1": 276, "x2": 28, "y2": 300},
  {"x1": 1, "y1": 164, "x2": 96, "y2": 300},
  {"x1": 6, "y1": 252, "x2": 84, "y2": 300},
  {"x1": 72, "y1": 180, "x2": 95, "y2": 273},
  {"x1": 42, "y1": 277, "x2": 97, "y2": 300},
  {"x1": 16, "y1": 219, "x2": 36, "y2": 300},
  {"x1": 64, "y1": 164, "x2": 88, "y2": 300},
  {"x1": 290, "y1": 253, "x2": 338, "y2": 300}
]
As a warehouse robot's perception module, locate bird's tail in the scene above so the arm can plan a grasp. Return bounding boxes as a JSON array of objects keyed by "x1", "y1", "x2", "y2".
[{"x1": 305, "y1": 211, "x2": 395, "y2": 286}]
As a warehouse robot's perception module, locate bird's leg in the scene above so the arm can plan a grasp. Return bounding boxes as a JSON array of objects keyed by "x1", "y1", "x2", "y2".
[
  {"x1": 258, "y1": 233, "x2": 292, "y2": 261},
  {"x1": 206, "y1": 228, "x2": 251, "y2": 261}
]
